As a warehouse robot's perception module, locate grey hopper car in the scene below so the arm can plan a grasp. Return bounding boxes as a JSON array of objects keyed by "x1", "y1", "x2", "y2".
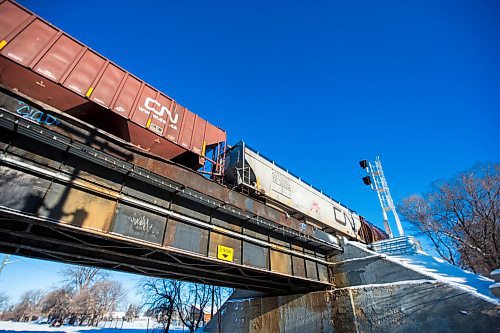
[{"x1": 224, "y1": 142, "x2": 386, "y2": 243}]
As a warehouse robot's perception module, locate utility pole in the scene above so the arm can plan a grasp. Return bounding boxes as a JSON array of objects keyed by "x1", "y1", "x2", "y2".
[
  {"x1": 359, "y1": 156, "x2": 404, "y2": 238},
  {"x1": 210, "y1": 285, "x2": 215, "y2": 321}
]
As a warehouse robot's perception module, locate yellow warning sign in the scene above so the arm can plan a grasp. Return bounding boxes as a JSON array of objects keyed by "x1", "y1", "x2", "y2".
[{"x1": 217, "y1": 245, "x2": 234, "y2": 262}]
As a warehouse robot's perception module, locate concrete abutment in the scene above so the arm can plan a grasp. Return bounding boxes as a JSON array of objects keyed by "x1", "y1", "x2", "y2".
[{"x1": 204, "y1": 242, "x2": 499, "y2": 332}]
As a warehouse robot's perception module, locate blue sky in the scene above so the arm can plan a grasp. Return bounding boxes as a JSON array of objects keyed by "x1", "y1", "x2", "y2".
[{"x1": 1, "y1": 0, "x2": 499, "y2": 303}]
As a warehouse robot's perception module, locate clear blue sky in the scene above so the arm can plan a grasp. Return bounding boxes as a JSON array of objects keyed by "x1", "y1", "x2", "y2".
[{"x1": 1, "y1": 0, "x2": 499, "y2": 303}]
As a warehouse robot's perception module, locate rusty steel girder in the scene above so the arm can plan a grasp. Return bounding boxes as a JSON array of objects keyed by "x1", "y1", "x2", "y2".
[
  {"x1": 0, "y1": 87, "x2": 339, "y2": 249},
  {"x1": 0, "y1": 89, "x2": 339, "y2": 293}
]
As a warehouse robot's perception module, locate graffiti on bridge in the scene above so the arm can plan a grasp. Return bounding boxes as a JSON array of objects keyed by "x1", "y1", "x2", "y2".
[
  {"x1": 16, "y1": 101, "x2": 60, "y2": 126},
  {"x1": 128, "y1": 214, "x2": 157, "y2": 236}
]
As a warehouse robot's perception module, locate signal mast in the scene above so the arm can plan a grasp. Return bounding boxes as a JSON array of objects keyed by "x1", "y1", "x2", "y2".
[{"x1": 359, "y1": 157, "x2": 404, "y2": 238}]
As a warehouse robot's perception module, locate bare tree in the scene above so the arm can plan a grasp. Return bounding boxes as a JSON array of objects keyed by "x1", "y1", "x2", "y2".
[
  {"x1": 0, "y1": 305, "x2": 15, "y2": 321},
  {"x1": 60, "y1": 265, "x2": 108, "y2": 293},
  {"x1": 175, "y1": 282, "x2": 211, "y2": 332},
  {"x1": 68, "y1": 288, "x2": 93, "y2": 325},
  {"x1": 206, "y1": 286, "x2": 234, "y2": 330},
  {"x1": 209, "y1": 286, "x2": 233, "y2": 317},
  {"x1": 215, "y1": 286, "x2": 233, "y2": 311},
  {"x1": 1, "y1": 265, "x2": 123, "y2": 326},
  {"x1": 88, "y1": 279, "x2": 125, "y2": 326},
  {"x1": 59, "y1": 265, "x2": 111, "y2": 325},
  {"x1": 140, "y1": 278, "x2": 182, "y2": 333},
  {"x1": 67, "y1": 279, "x2": 124, "y2": 326},
  {"x1": 124, "y1": 303, "x2": 141, "y2": 322},
  {"x1": 0, "y1": 292, "x2": 8, "y2": 312},
  {"x1": 11, "y1": 289, "x2": 44, "y2": 321},
  {"x1": 399, "y1": 163, "x2": 499, "y2": 275},
  {"x1": 39, "y1": 288, "x2": 72, "y2": 323}
]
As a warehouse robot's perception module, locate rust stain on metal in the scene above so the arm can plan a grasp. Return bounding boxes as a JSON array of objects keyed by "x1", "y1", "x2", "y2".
[
  {"x1": 270, "y1": 249, "x2": 292, "y2": 275},
  {"x1": 38, "y1": 184, "x2": 116, "y2": 232},
  {"x1": 204, "y1": 291, "x2": 337, "y2": 333}
]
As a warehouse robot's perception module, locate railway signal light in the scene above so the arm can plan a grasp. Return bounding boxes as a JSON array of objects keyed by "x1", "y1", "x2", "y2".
[{"x1": 358, "y1": 156, "x2": 405, "y2": 238}]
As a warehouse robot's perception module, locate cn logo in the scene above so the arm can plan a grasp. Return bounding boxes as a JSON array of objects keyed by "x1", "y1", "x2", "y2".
[{"x1": 144, "y1": 97, "x2": 179, "y2": 124}]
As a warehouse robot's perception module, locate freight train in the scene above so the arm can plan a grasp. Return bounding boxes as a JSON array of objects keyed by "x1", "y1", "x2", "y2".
[
  {"x1": 0, "y1": 0, "x2": 387, "y2": 244},
  {"x1": 224, "y1": 142, "x2": 387, "y2": 243}
]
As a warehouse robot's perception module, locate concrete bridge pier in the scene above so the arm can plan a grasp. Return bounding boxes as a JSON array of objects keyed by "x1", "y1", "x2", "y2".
[{"x1": 204, "y1": 291, "x2": 335, "y2": 333}]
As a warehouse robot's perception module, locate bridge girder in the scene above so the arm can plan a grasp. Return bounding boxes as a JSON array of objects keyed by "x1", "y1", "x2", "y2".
[{"x1": 0, "y1": 89, "x2": 340, "y2": 294}]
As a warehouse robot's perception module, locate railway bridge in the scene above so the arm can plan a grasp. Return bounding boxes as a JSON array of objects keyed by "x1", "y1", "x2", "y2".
[
  {"x1": 0, "y1": 88, "x2": 340, "y2": 294},
  {"x1": 2, "y1": 3, "x2": 496, "y2": 330},
  {"x1": 1, "y1": 91, "x2": 498, "y2": 333}
]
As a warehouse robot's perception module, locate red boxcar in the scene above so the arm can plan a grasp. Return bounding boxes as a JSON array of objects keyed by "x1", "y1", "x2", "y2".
[{"x1": 0, "y1": 0, "x2": 225, "y2": 170}]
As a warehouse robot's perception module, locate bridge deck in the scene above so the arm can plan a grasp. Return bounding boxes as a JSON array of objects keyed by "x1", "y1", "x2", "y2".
[{"x1": 0, "y1": 89, "x2": 339, "y2": 294}]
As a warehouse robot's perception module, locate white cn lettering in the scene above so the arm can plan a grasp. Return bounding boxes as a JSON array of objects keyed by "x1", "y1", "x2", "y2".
[
  {"x1": 144, "y1": 97, "x2": 179, "y2": 124},
  {"x1": 144, "y1": 97, "x2": 161, "y2": 114}
]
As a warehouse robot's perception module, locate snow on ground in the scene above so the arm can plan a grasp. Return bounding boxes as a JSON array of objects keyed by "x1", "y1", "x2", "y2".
[
  {"x1": 0, "y1": 321, "x2": 201, "y2": 333},
  {"x1": 347, "y1": 240, "x2": 499, "y2": 304},
  {"x1": 390, "y1": 251, "x2": 498, "y2": 304}
]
